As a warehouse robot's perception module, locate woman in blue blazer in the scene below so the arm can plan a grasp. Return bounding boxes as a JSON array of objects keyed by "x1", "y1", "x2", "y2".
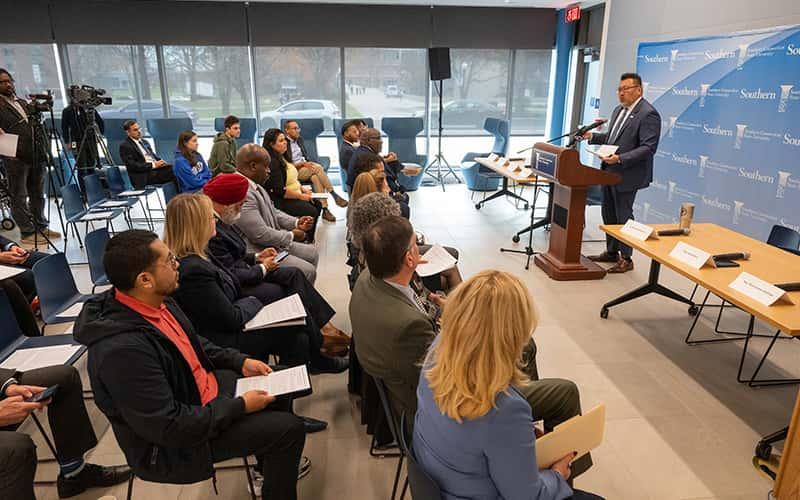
[
  {"x1": 414, "y1": 270, "x2": 603, "y2": 500},
  {"x1": 173, "y1": 130, "x2": 211, "y2": 192}
]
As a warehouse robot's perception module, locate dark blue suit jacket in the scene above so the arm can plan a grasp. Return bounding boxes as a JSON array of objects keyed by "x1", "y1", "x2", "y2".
[
  {"x1": 347, "y1": 145, "x2": 403, "y2": 192},
  {"x1": 590, "y1": 98, "x2": 660, "y2": 192}
]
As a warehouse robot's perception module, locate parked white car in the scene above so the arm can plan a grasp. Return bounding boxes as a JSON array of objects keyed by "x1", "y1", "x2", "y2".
[{"x1": 260, "y1": 99, "x2": 341, "y2": 131}]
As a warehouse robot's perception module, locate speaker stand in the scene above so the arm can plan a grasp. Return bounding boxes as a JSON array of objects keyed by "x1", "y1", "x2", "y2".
[{"x1": 423, "y1": 80, "x2": 461, "y2": 191}]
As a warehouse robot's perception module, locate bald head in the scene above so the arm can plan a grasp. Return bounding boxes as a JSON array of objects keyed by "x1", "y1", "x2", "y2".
[
  {"x1": 360, "y1": 127, "x2": 383, "y2": 153},
  {"x1": 236, "y1": 144, "x2": 271, "y2": 185}
]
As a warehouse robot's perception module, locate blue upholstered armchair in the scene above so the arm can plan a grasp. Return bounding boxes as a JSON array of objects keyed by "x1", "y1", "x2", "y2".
[
  {"x1": 145, "y1": 118, "x2": 194, "y2": 158},
  {"x1": 280, "y1": 118, "x2": 330, "y2": 171},
  {"x1": 381, "y1": 117, "x2": 426, "y2": 192},
  {"x1": 213, "y1": 117, "x2": 258, "y2": 149},
  {"x1": 460, "y1": 118, "x2": 509, "y2": 192}
]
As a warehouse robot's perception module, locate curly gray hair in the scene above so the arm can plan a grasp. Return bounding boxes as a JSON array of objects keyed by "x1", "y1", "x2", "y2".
[{"x1": 348, "y1": 192, "x2": 402, "y2": 250}]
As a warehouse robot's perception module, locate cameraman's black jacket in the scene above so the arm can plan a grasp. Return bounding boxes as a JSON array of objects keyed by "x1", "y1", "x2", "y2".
[{"x1": 0, "y1": 97, "x2": 46, "y2": 163}]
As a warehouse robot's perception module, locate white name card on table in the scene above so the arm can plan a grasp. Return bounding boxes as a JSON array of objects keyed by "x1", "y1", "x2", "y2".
[
  {"x1": 496, "y1": 157, "x2": 509, "y2": 168},
  {"x1": 487, "y1": 153, "x2": 499, "y2": 162},
  {"x1": 620, "y1": 219, "x2": 658, "y2": 241},
  {"x1": 669, "y1": 241, "x2": 716, "y2": 269},
  {"x1": 729, "y1": 272, "x2": 796, "y2": 307},
  {"x1": 518, "y1": 168, "x2": 534, "y2": 178},
  {"x1": 507, "y1": 159, "x2": 526, "y2": 172}
]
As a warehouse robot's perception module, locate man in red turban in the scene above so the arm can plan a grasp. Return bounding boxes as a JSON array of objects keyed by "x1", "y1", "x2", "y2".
[{"x1": 203, "y1": 173, "x2": 250, "y2": 224}]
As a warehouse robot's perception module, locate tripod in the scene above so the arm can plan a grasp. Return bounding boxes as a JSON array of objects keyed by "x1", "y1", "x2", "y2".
[
  {"x1": 423, "y1": 80, "x2": 461, "y2": 191},
  {"x1": 68, "y1": 106, "x2": 113, "y2": 189}
]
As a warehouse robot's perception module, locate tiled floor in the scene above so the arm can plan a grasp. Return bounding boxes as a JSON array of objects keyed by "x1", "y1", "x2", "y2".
[{"x1": 13, "y1": 183, "x2": 793, "y2": 499}]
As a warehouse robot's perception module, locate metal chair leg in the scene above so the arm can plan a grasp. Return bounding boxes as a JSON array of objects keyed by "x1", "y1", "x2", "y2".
[
  {"x1": 31, "y1": 412, "x2": 58, "y2": 459},
  {"x1": 126, "y1": 473, "x2": 135, "y2": 500},
  {"x1": 243, "y1": 456, "x2": 257, "y2": 500},
  {"x1": 400, "y1": 476, "x2": 409, "y2": 499},
  {"x1": 391, "y1": 454, "x2": 405, "y2": 500}
]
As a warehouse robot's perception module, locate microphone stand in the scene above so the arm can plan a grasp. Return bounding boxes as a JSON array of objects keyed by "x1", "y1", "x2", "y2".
[{"x1": 499, "y1": 126, "x2": 586, "y2": 270}]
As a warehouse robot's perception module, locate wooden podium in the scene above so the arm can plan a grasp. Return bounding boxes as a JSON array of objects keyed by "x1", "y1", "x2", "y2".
[{"x1": 531, "y1": 143, "x2": 621, "y2": 281}]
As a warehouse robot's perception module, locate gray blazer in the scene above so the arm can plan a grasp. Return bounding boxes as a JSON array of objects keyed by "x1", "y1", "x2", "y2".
[
  {"x1": 590, "y1": 97, "x2": 661, "y2": 192},
  {"x1": 235, "y1": 178, "x2": 298, "y2": 251}
]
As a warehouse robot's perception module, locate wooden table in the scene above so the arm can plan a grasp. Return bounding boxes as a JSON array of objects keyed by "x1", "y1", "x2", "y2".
[{"x1": 474, "y1": 157, "x2": 543, "y2": 210}]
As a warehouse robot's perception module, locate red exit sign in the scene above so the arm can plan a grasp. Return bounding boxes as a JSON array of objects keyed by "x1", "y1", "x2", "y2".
[{"x1": 565, "y1": 4, "x2": 581, "y2": 23}]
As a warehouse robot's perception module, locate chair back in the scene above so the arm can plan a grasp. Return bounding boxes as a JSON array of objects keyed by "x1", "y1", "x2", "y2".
[
  {"x1": 381, "y1": 117, "x2": 424, "y2": 164},
  {"x1": 373, "y1": 376, "x2": 402, "y2": 447},
  {"x1": 162, "y1": 181, "x2": 179, "y2": 204},
  {"x1": 145, "y1": 118, "x2": 193, "y2": 158},
  {"x1": 333, "y1": 118, "x2": 374, "y2": 149},
  {"x1": 60, "y1": 184, "x2": 87, "y2": 220},
  {"x1": 32, "y1": 253, "x2": 82, "y2": 322},
  {"x1": 0, "y1": 289, "x2": 23, "y2": 349},
  {"x1": 84, "y1": 173, "x2": 108, "y2": 207},
  {"x1": 103, "y1": 118, "x2": 136, "y2": 165},
  {"x1": 119, "y1": 167, "x2": 136, "y2": 191},
  {"x1": 767, "y1": 225, "x2": 800, "y2": 251},
  {"x1": 214, "y1": 117, "x2": 258, "y2": 148},
  {"x1": 85, "y1": 228, "x2": 110, "y2": 287},
  {"x1": 587, "y1": 184, "x2": 603, "y2": 206},
  {"x1": 399, "y1": 413, "x2": 442, "y2": 500},
  {"x1": 484, "y1": 117, "x2": 510, "y2": 156},
  {"x1": 106, "y1": 166, "x2": 126, "y2": 195}
]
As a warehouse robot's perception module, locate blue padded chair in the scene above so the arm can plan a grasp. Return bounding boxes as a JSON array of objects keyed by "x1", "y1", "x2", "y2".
[
  {"x1": 767, "y1": 225, "x2": 800, "y2": 253},
  {"x1": 460, "y1": 118, "x2": 509, "y2": 191},
  {"x1": 381, "y1": 117, "x2": 426, "y2": 192},
  {"x1": 60, "y1": 183, "x2": 122, "y2": 251},
  {"x1": 86, "y1": 228, "x2": 110, "y2": 293},
  {"x1": 145, "y1": 118, "x2": 193, "y2": 159},
  {"x1": 162, "y1": 181, "x2": 179, "y2": 204},
  {"x1": 333, "y1": 118, "x2": 375, "y2": 189},
  {"x1": 32, "y1": 253, "x2": 94, "y2": 331},
  {"x1": 280, "y1": 118, "x2": 330, "y2": 171},
  {"x1": 103, "y1": 117, "x2": 136, "y2": 165},
  {"x1": 214, "y1": 117, "x2": 257, "y2": 149},
  {"x1": 84, "y1": 173, "x2": 136, "y2": 229}
]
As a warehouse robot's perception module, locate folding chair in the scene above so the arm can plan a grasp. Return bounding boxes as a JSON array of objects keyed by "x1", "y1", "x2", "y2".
[
  {"x1": 398, "y1": 413, "x2": 441, "y2": 500},
  {"x1": 84, "y1": 173, "x2": 135, "y2": 229},
  {"x1": 374, "y1": 376, "x2": 408, "y2": 500},
  {"x1": 60, "y1": 184, "x2": 122, "y2": 252},
  {"x1": 105, "y1": 167, "x2": 154, "y2": 229},
  {"x1": 85, "y1": 228, "x2": 110, "y2": 293},
  {"x1": 32, "y1": 253, "x2": 94, "y2": 332}
]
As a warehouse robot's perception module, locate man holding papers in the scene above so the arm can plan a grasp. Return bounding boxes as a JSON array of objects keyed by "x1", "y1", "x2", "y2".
[
  {"x1": 75, "y1": 230, "x2": 309, "y2": 500},
  {"x1": 0, "y1": 364, "x2": 131, "y2": 499},
  {"x1": 583, "y1": 72, "x2": 661, "y2": 274}
]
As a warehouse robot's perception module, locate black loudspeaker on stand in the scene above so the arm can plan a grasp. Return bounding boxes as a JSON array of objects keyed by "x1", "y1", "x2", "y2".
[{"x1": 424, "y1": 47, "x2": 461, "y2": 191}]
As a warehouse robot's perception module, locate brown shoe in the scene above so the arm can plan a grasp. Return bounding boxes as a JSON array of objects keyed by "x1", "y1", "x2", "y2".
[
  {"x1": 607, "y1": 258, "x2": 634, "y2": 273},
  {"x1": 332, "y1": 192, "x2": 349, "y2": 208},
  {"x1": 322, "y1": 209, "x2": 337, "y2": 222},
  {"x1": 588, "y1": 251, "x2": 619, "y2": 263}
]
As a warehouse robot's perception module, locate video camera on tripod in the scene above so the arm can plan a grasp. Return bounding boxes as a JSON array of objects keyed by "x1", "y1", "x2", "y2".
[
  {"x1": 67, "y1": 84, "x2": 112, "y2": 109},
  {"x1": 27, "y1": 90, "x2": 54, "y2": 115}
]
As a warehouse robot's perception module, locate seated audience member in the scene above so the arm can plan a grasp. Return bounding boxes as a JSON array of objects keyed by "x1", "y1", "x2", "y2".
[
  {"x1": 234, "y1": 144, "x2": 319, "y2": 284},
  {"x1": 0, "y1": 234, "x2": 49, "y2": 302},
  {"x1": 209, "y1": 115, "x2": 240, "y2": 176},
  {"x1": 347, "y1": 128, "x2": 410, "y2": 218},
  {"x1": 350, "y1": 216, "x2": 591, "y2": 481},
  {"x1": 165, "y1": 193, "x2": 347, "y2": 376},
  {"x1": 119, "y1": 120, "x2": 176, "y2": 189},
  {"x1": 173, "y1": 130, "x2": 211, "y2": 192},
  {"x1": 283, "y1": 120, "x2": 348, "y2": 211},
  {"x1": 203, "y1": 174, "x2": 351, "y2": 356},
  {"x1": 0, "y1": 280, "x2": 39, "y2": 337},
  {"x1": 74, "y1": 230, "x2": 308, "y2": 499},
  {"x1": 338, "y1": 119, "x2": 361, "y2": 175},
  {"x1": 0, "y1": 364, "x2": 130, "y2": 500},
  {"x1": 350, "y1": 171, "x2": 388, "y2": 206},
  {"x1": 262, "y1": 128, "x2": 327, "y2": 224},
  {"x1": 414, "y1": 271, "x2": 602, "y2": 500}
]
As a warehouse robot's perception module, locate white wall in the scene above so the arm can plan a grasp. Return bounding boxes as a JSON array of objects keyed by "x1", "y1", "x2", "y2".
[{"x1": 599, "y1": 0, "x2": 800, "y2": 116}]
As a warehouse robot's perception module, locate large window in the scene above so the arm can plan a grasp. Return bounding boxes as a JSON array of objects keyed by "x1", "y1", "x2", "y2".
[
  {"x1": 345, "y1": 48, "x2": 427, "y2": 130},
  {"x1": 254, "y1": 47, "x2": 341, "y2": 133},
  {"x1": 511, "y1": 50, "x2": 552, "y2": 135},
  {"x1": 0, "y1": 44, "x2": 64, "y2": 112},
  {"x1": 436, "y1": 49, "x2": 510, "y2": 135},
  {"x1": 163, "y1": 46, "x2": 253, "y2": 134}
]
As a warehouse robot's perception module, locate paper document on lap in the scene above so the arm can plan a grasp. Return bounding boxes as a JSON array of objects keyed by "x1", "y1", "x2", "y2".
[
  {"x1": 416, "y1": 245, "x2": 457, "y2": 277},
  {"x1": 235, "y1": 365, "x2": 311, "y2": 397},
  {"x1": 244, "y1": 293, "x2": 307, "y2": 331},
  {"x1": 535, "y1": 404, "x2": 605, "y2": 469}
]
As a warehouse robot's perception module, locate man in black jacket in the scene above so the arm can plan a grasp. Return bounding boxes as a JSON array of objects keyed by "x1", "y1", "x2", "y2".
[
  {"x1": 119, "y1": 119, "x2": 175, "y2": 189},
  {"x1": 348, "y1": 128, "x2": 410, "y2": 218},
  {"x1": 61, "y1": 98, "x2": 105, "y2": 191},
  {"x1": 0, "y1": 234, "x2": 49, "y2": 302},
  {"x1": 74, "y1": 230, "x2": 308, "y2": 499},
  {"x1": 0, "y1": 364, "x2": 130, "y2": 499},
  {"x1": 0, "y1": 68, "x2": 60, "y2": 243},
  {"x1": 338, "y1": 119, "x2": 361, "y2": 180}
]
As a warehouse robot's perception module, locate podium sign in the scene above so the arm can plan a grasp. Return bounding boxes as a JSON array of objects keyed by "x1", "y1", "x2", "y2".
[{"x1": 533, "y1": 150, "x2": 557, "y2": 181}]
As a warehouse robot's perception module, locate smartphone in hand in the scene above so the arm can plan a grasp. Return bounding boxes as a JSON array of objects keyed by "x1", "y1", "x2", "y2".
[
  {"x1": 275, "y1": 250, "x2": 289, "y2": 263},
  {"x1": 25, "y1": 384, "x2": 58, "y2": 403}
]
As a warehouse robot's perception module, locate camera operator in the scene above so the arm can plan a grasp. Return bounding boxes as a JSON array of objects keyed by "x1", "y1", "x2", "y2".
[
  {"x1": 0, "y1": 68, "x2": 61, "y2": 244},
  {"x1": 61, "y1": 89, "x2": 106, "y2": 193}
]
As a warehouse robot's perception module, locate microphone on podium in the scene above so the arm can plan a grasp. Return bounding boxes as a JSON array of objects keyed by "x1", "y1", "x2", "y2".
[{"x1": 516, "y1": 119, "x2": 608, "y2": 154}]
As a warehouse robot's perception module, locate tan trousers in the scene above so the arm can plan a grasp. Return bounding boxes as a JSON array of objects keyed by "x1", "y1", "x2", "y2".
[{"x1": 297, "y1": 163, "x2": 333, "y2": 208}]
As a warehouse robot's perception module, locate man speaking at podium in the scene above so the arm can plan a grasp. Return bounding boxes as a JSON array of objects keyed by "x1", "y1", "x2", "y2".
[{"x1": 583, "y1": 72, "x2": 660, "y2": 273}]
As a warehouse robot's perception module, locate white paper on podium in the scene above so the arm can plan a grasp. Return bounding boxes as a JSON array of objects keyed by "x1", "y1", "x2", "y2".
[
  {"x1": 536, "y1": 404, "x2": 606, "y2": 469},
  {"x1": 587, "y1": 145, "x2": 619, "y2": 158},
  {"x1": 244, "y1": 294, "x2": 307, "y2": 331},
  {"x1": 0, "y1": 265, "x2": 26, "y2": 281},
  {"x1": 235, "y1": 365, "x2": 311, "y2": 397},
  {"x1": 0, "y1": 345, "x2": 82, "y2": 372},
  {"x1": 56, "y1": 302, "x2": 85, "y2": 319},
  {"x1": 0, "y1": 132, "x2": 19, "y2": 157},
  {"x1": 416, "y1": 245, "x2": 457, "y2": 277}
]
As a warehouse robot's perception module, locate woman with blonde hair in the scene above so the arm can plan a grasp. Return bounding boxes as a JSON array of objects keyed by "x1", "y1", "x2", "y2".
[{"x1": 413, "y1": 270, "x2": 602, "y2": 500}]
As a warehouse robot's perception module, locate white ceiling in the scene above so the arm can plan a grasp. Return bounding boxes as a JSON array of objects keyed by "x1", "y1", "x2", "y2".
[{"x1": 209, "y1": 0, "x2": 601, "y2": 9}]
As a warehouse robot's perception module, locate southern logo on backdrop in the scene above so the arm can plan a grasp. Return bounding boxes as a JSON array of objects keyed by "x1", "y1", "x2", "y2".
[{"x1": 634, "y1": 25, "x2": 800, "y2": 240}]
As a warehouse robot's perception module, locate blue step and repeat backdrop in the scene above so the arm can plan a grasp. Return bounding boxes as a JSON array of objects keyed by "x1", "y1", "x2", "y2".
[{"x1": 634, "y1": 25, "x2": 800, "y2": 241}]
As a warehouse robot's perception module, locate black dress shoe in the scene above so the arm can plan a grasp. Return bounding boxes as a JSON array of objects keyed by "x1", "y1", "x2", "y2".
[
  {"x1": 588, "y1": 251, "x2": 620, "y2": 263},
  {"x1": 309, "y1": 355, "x2": 349, "y2": 374},
  {"x1": 57, "y1": 463, "x2": 132, "y2": 498},
  {"x1": 300, "y1": 415, "x2": 328, "y2": 433}
]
